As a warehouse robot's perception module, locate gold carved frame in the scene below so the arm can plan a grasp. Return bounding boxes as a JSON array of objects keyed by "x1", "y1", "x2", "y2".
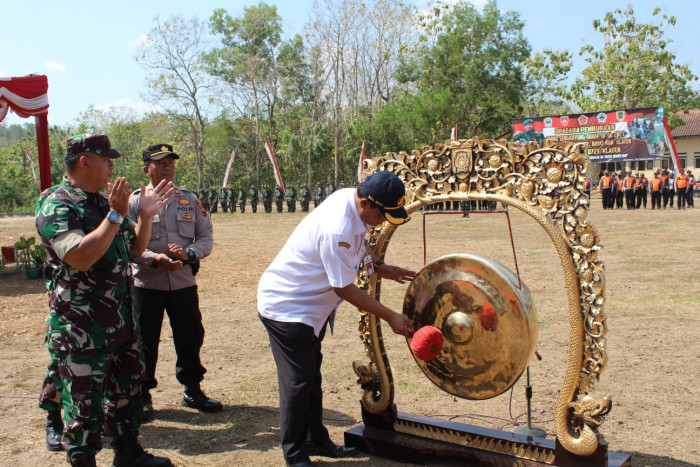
[{"x1": 354, "y1": 138, "x2": 610, "y2": 459}]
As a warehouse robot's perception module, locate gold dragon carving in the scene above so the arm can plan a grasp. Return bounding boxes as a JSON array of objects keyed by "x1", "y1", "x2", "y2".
[{"x1": 353, "y1": 138, "x2": 610, "y2": 457}]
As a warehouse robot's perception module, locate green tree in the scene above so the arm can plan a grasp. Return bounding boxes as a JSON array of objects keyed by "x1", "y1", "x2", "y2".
[
  {"x1": 375, "y1": 0, "x2": 530, "y2": 149},
  {"x1": 571, "y1": 5, "x2": 698, "y2": 118},
  {"x1": 136, "y1": 15, "x2": 216, "y2": 190},
  {"x1": 523, "y1": 49, "x2": 573, "y2": 117},
  {"x1": 208, "y1": 3, "x2": 283, "y2": 192}
]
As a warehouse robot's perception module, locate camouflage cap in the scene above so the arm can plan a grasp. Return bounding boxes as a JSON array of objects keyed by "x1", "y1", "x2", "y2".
[{"x1": 66, "y1": 134, "x2": 121, "y2": 159}]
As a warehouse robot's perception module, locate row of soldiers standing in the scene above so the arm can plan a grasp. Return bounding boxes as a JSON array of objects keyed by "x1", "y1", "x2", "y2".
[{"x1": 197, "y1": 181, "x2": 343, "y2": 214}]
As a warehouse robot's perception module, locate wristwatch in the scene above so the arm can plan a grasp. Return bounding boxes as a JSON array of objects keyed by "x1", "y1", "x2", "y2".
[
  {"x1": 107, "y1": 210, "x2": 123, "y2": 224},
  {"x1": 184, "y1": 248, "x2": 196, "y2": 264}
]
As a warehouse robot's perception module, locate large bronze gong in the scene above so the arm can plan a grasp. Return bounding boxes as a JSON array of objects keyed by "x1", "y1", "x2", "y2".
[{"x1": 403, "y1": 254, "x2": 537, "y2": 400}]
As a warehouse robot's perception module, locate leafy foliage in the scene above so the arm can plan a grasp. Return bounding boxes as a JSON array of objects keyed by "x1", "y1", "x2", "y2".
[
  {"x1": 571, "y1": 5, "x2": 698, "y2": 119},
  {"x1": 2, "y1": 1, "x2": 698, "y2": 210}
]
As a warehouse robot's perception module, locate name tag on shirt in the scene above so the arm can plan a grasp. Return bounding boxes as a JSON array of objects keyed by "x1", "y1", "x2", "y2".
[{"x1": 363, "y1": 255, "x2": 376, "y2": 275}]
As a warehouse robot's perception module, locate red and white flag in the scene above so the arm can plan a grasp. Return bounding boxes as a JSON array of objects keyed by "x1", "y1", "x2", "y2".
[
  {"x1": 265, "y1": 139, "x2": 285, "y2": 194},
  {"x1": 357, "y1": 140, "x2": 366, "y2": 182},
  {"x1": 25, "y1": 148, "x2": 40, "y2": 192},
  {"x1": 221, "y1": 148, "x2": 237, "y2": 188},
  {"x1": 451, "y1": 125, "x2": 458, "y2": 140}
]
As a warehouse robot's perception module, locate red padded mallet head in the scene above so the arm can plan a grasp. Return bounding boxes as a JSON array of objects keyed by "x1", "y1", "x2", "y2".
[{"x1": 410, "y1": 325, "x2": 444, "y2": 361}]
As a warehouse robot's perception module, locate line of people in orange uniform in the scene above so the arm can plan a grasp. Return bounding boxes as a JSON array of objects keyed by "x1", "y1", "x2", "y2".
[{"x1": 597, "y1": 169, "x2": 696, "y2": 210}]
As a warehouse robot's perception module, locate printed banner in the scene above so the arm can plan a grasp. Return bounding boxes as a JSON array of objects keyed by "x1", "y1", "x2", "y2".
[{"x1": 512, "y1": 107, "x2": 666, "y2": 163}]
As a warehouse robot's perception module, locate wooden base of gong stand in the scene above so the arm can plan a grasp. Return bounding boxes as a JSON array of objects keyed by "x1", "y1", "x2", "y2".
[{"x1": 344, "y1": 407, "x2": 631, "y2": 466}]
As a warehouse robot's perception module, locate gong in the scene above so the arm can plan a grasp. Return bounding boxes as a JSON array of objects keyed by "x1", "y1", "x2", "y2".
[{"x1": 403, "y1": 254, "x2": 537, "y2": 400}]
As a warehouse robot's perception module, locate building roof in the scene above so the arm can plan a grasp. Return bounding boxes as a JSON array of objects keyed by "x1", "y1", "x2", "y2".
[{"x1": 670, "y1": 110, "x2": 700, "y2": 138}]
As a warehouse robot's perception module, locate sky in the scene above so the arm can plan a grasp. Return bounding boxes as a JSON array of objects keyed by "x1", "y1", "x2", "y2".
[{"x1": 1, "y1": 0, "x2": 698, "y2": 128}]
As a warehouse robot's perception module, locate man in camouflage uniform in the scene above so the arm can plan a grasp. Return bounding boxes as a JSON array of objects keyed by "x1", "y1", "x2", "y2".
[
  {"x1": 274, "y1": 185, "x2": 284, "y2": 213},
  {"x1": 208, "y1": 189, "x2": 218, "y2": 213},
  {"x1": 130, "y1": 144, "x2": 222, "y2": 423},
  {"x1": 238, "y1": 187, "x2": 247, "y2": 213},
  {"x1": 285, "y1": 185, "x2": 297, "y2": 213},
  {"x1": 228, "y1": 187, "x2": 238, "y2": 214},
  {"x1": 219, "y1": 187, "x2": 228, "y2": 213},
  {"x1": 249, "y1": 186, "x2": 258, "y2": 213},
  {"x1": 262, "y1": 185, "x2": 273, "y2": 213},
  {"x1": 325, "y1": 181, "x2": 336, "y2": 199},
  {"x1": 313, "y1": 183, "x2": 324, "y2": 208},
  {"x1": 299, "y1": 185, "x2": 311, "y2": 212},
  {"x1": 199, "y1": 189, "x2": 210, "y2": 213},
  {"x1": 35, "y1": 134, "x2": 172, "y2": 467}
]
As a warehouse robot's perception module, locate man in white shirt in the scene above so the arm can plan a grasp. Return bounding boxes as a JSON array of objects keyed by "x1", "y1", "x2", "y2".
[{"x1": 258, "y1": 171, "x2": 416, "y2": 467}]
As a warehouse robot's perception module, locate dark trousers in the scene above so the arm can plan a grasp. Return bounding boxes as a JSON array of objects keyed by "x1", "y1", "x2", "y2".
[
  {"x1": 615, "y1": 191, "x2": 624, "y2": 208},
  {"x1": 677, "y1": 188, "x2": 687, "y2": 209},
  {"x1": 260, "y1": 314, "x2": 330, "y2": 464},
  {"x1": 635, "y1": 189, "x2": 647, "y2": 208},
  {"x1": 134, "y1": 286, "x2": 206, "y2": 391},
  {"x1": 663, "y1": 188, "x2": 673, "y2": 207},
  {"x1": 651, "y1": 191, "x2": 661, "y2": 209},
  {"x1": 624, "y1": 189, "x2": 635, "y2": 209},
  {"x1": 602, "y1": 188, "x2": 612, "y2": 209}
]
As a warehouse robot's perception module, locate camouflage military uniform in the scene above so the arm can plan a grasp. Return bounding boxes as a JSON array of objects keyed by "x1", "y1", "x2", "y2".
[
  {"x1": 285, "y1": 185, "x2": 297, "y2": 213},
  {"x1": 313, "y1": 183, "x2": 324, "y2": 208},
  {"x1": 208, "y1": 189, "x2": 218, "y2": 213},
  {"x1": 219, "y1": 187, "x2": 228, "y2": 213},
  {"x1": 36, "y1": 184, "x2": 65, "y2": 451},
  {"x1": 249, "y1": 187, "x2": 258, "y2": 213},
  {"x1": 274, "y1": 186, "x2": 284, "y2": 212},
  {"x1": 238, "y1": 188, "x2": 247, "y2": 213},
  {"x1": 325, "y1": 182, "x2": 336, "y2": 200},
  {"x1": 299, "y1": 185, "x2": 311, "y2": 212},
  {"x1": 228, "y1": 187, "x2": 237, "y2": 213},
  {"x1": 199, "y1": 189, "x2": 210, "y2": 213},
  {"x1": 36, "y1": 178, "x2": 145, "y2": 463},
  {"x1": 262, "y1": 186, "x2": 273, "y2": 213}
]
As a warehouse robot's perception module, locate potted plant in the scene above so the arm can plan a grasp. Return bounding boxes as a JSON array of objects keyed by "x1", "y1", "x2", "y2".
[{"x1": 14, "y1": 236, "x2": 45, "y2": 279}]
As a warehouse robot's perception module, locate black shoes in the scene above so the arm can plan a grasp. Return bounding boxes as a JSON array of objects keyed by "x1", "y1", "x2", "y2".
[
  {"x1": 286, "y1": 461, "x2": 314, "y2": 467},
  {"x1": 46, "y1": 409, "x2": 63, "y2": 452},
  {"x1": 111, "y1": 433, "x2": 172, "y2": 467},
  {"x1": 182, "y1": 386, "x2": 223, "y2": 413},
  {"x1": 306, "y1": 438, "x2": 358, "y2": 458},
  {"x1": 142, "y1": 390, "x2": 154, "y2": 423},
  {"x1": 69, "y1": 456, "x2": 97, "y2": 467}
]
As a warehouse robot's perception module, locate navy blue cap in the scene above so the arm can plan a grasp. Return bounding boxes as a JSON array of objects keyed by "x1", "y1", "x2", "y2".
[{"x1": 360, "y1": 171, "x2": 410, "y2": 225}]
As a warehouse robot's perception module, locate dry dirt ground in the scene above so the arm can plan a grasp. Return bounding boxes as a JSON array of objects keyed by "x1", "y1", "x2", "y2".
[{"x1": 1, "y1": 198, "x2": 698, "y2": 467}]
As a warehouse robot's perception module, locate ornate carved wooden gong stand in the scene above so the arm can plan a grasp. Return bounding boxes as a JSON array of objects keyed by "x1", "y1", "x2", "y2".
[{"x1": 344, "y1": 139, "x2": 631, "y2": 466}]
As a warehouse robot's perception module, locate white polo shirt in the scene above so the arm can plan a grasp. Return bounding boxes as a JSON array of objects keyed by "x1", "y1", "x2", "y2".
[{"x1": 257, "y1": 188, "x2": 370, "y2": 336}]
